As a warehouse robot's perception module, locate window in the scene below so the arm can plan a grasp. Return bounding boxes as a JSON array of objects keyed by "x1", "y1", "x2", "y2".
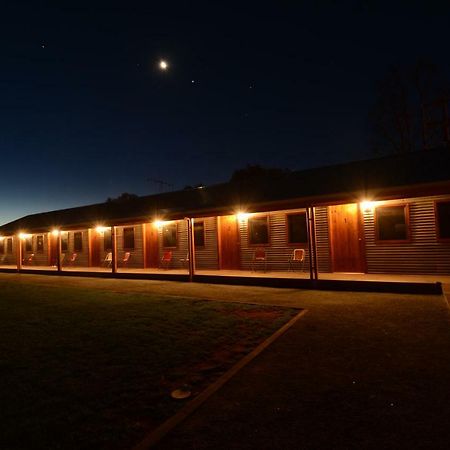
[
  {"x1": 0, "y1": 239, "x2": 4, "y2": 254},
  {"x1": 436, "y1": 200, "x2": 450, "y2": 240},
  {"x1": 25, "y1": 236, "x2": 33, "y2": 252},
  {"x1": 123, "y1": 227, "x2": 135, "y2": 249},
  {"x1": 74, "y1": 232, "x2": 83, "y2": 252},
  {"x1": 375, "y1": 205, "x2": 409, "y2": 241},
  {"x1": 194, "y1": 221, "x2": 205, "y2": 247},
  {"x1": 7, "y1": 238, "x2": 13, "y2": 254},
  {"x1": 162, "y1": 222, "x2": 177, "y2": 247},
  {"x1": 104, "y1": 229, "x2": 112, "y2": 250},
  {"x1": 61, "y1": 232, "x2": 68, "y2": 252},
  {"x1": 36, "y1": 235, "x2": 44, "y2": 252},
  {"x1": 287, "y1": 213, "x2": 308, "y2": 244},
  {"x1": 248, "y1": 216, "x2": 269, "y2": 245}
]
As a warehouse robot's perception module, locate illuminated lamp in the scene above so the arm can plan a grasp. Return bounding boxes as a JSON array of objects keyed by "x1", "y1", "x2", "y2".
[
  {"x1": 360, "y1": 200, "x2": 376, "y2": 212},
  {"x1": 236, "y1": 211, "x2": 250, "y2": 221}
]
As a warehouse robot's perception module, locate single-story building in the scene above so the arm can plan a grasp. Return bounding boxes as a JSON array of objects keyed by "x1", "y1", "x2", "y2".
[{"x1": 1, "y1": 147, "x2": 449, "y2": 288}]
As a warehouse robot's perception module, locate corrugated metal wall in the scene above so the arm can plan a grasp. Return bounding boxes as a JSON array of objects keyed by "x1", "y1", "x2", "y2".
[
  {"x1": 62, "y1": 230, "x2": 89, "y2": 267},
  {"x1": 0, "y1": 236, "x2": 16, "y2": 265},
  {"x1": 314, "y1": 206, "x2": 331, "y2": 273},
  {"x1": 363, "y1": 195, "x2": 450, "y2": 275},
  {"x1": 157, "y1": 220, "x2": 189, "y2": 269},
  {"x1": 116, "y1": 225, "x2": 144, "y2": 268},
  {"x1": 238, "y1": 209, "x2": 310, "y2": 271},
  {"x1": 194, "y1": 217, "x2": 219, "y2": 270}
]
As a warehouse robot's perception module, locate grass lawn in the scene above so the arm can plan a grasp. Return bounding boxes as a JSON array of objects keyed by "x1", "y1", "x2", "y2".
[{"x1": 0, "y1": 278, "x2": 298, "y2": 450}]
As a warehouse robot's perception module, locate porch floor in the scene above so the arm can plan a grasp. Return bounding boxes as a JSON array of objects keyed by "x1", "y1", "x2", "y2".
[{"x1": 1, "y1": 265, "x2": 449, "y2": 286}]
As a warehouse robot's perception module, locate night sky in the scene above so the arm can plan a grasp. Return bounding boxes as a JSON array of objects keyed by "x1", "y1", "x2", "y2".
[{"x1": 1, "y1": 1, "x2": 449, "y2": 224}]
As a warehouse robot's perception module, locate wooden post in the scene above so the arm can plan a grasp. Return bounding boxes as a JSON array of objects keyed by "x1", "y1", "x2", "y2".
[
  {"x1": 310, "y1": 207, "x2": 319, "y2": 280},
  {"x1": 16, "y1": 235, "x2": 22, "y2": 272},
  {"x1": 186, "y1": 218, "x2": 196, "y2": 282},
  {"x1": 306, "y1": 208, "x2": 314, "y2": 280},
  {"x1": 57, "y1": 232, "x2": 62, "y2": 272},
  {"x1": 111, "y1": 226, "x2": 117, "y2": 274}
]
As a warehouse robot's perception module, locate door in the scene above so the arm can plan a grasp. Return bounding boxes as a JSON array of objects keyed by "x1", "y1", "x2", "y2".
[
  {"x1": 329, "y1": 203, "x2": 365, "y2": 272},
  {"x1": 145, "y1": 223, "x2": 160, "y2": 268},
  {"x1": 49, "y1": 233, "x2": 58, "y2": 266},
  {"x1": 90, "y1": 230, "x2": 101, "y2": 267},
  {"x1": 219, "y1": 215, "x2": 240, "y2": 270}
]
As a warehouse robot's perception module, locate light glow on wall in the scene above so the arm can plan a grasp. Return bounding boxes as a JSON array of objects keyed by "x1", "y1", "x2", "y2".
[
  {"x1": 360, "y1": 200, "x2": 376, "y2": 212},
  {"x1": 236, "y1": 211, "x2": 250, "y2": 221},
  {"x1": 19, "y1": 233, "x2": 32, "y2": 240},
  {"x1": 95, "y1": 226, "x2": 109, "y2": 234}
]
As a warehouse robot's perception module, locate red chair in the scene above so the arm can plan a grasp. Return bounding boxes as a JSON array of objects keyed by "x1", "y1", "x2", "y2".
[
  {"x1": 160, "y1": 251, "x2": 172, "y2": 269},
  {"x1": 23, "y1": 253, "x2": 35, "y2": 265},
  {"x1": 67, "y1": 253, "x2": 78, "y2": 266},
  {"x1": 289, "y1": 248, "x2": 305, "y2": 271},
  {"x1": 251, "y1": 248, "x2": 267, "y2": 272},
  {"x1": 121, "y1": 252, "x2": 131, "y2": 268}
]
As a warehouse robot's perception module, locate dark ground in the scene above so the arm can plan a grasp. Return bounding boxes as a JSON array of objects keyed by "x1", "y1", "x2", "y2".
[{"x1": 155, "y1": 288, "x2": 450, "y2": 450}]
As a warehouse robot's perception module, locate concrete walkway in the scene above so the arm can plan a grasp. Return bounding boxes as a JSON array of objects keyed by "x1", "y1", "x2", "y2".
[{"x1": 152, "y1": 285, "x2": 450, "y2": 449}]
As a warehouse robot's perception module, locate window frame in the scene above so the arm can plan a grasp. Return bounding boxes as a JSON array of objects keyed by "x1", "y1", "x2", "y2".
[
  {"x1": 36, "y1": 235, "x2": 44, "y2": 253},
  {"x1": 6, "y1": 238, "x2": 13, "y2": 254},
  {"x1": 374, "y1": 203, "x2": 411, "y2": 244},
  {"x1": 74, "y1": 231, "x2": 83, "y2": 252},
  {"x1": 435, "y1": 200, "x2": 450, "y2": 242},
  {"x1": 248, "y1": 215, "x2": 270, "y2": 247},
  {"x1": 162, "y1": 222, "x2": 178, "y2": 249},
  {"x1": 25, "y1": 236, "x2": 33, "y2": 252},
  {"x1": 286, "y1": 212, "x2": 308, "y2": 246},
  {"x1": 103, "y1": 229, "x2": 112, "y2": 250},
  {"x1": 61, "y1": 232, "x2": 69, "y2": 252},
  {"x1": 122, "y1": 227, "x2": 135, "y2": 250},
  {"x1": 194, "y1": 221, "x2": 205, "y2": 248}
]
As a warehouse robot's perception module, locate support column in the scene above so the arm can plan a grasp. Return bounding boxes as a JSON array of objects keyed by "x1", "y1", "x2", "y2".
[
  {"x1": 16, "y1": 235, "x2": 22, "y2": 272},
  {"x1": 310, "y1": 207, "x2": 319, "y2": 280},
  {"x1": 111, "y1": 226, "x2": 117, "y2": 274},
  {"x1": 306, "y1": 208, "x2": 314, "y2": 280},
  {"x1": 57, "y1": 232, "x2": 62, "y2": 272},
  {"x1": 306, "y1": 207, "x2": 319, "y2": 281},
  {"x1": 186, "y1": 218, "x2": 196, "y2": 282}
]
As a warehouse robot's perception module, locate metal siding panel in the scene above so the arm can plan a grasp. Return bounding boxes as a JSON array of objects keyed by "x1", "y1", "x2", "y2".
[
  {"x1": 239, "y1": 209, "x2": 310, "y2": 272},
  {"x1": 194, "y1": 217, "x2": 219, "y2": 270},
  {"x1": 364, "y1": 195, "x2": 450, "y2": 274}
]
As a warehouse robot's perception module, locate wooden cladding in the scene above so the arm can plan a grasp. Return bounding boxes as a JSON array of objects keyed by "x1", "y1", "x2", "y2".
[
  {"x1": 328, "y1": 203, "x2": 365, "y2": 273},
  {"x1": 218, "y1": 215, "x2": 240, "y2": 269}
]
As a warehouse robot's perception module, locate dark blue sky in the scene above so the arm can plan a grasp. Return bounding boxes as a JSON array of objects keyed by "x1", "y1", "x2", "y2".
[{"x1": 1, "y1": 1, "x2": 449, "y2": 224}]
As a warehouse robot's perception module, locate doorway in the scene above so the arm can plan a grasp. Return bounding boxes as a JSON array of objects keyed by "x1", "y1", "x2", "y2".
[
  {"x1": 329, "y1": 203, "x2": 365, "y2": 272},
  {"x1": 218, "y1": 215, "x2": 240, "y2": 270}
]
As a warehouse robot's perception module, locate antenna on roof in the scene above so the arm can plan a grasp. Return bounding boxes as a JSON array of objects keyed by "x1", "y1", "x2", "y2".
[{"x1": 146, "y1": 177, "x2": 175, "y2": 193}]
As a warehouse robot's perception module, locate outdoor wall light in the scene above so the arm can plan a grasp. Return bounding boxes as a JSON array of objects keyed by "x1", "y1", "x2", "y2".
[
  {"x1": 236, "y1": 211, "x2": 250, "y2": 221},
  {"x1": 360, "y1": 201, "x2": 376, "y2": 212},
  {"x1": 95, "y1": 226, "x2": 108, "y2": 234},
  {"x1": 153, "y1": 220, "x2": 164, "y2": 228},
  {"x1": 51, "y1": 229, "x2": 60, "y2": 237},
  {"x1": 18, "y1": 233, "x2": 32, "y2": 240}
]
